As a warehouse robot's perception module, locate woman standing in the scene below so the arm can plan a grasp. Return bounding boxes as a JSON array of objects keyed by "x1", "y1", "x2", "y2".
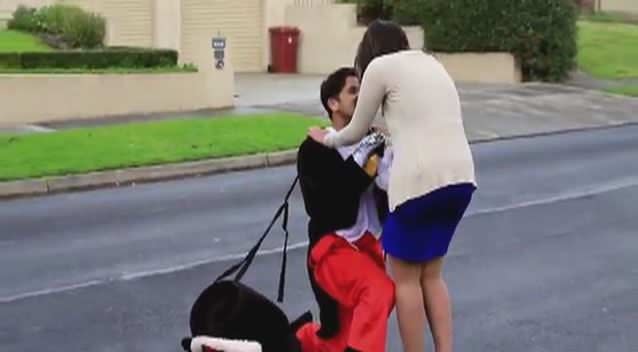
[{"x1": 308, "y1": 20, "x2": 477, "y2": 352}]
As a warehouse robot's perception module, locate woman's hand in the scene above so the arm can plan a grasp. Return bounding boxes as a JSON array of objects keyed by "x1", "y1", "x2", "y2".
[{"x1": 308, "y1": 127, "x2": 329, "y2": 144}]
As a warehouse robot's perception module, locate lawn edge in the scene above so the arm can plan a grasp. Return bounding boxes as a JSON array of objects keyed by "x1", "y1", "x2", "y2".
[
  {"x1": 2, "y1": 121, "x2": 638, "y2": 200},
  {"x1": 0, "y1": 150, "x2": 296, "y2": 199}
]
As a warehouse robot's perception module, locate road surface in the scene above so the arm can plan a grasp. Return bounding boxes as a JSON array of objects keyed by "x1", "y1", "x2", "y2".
[{"x1": 1, "y1": 125, "x2": 637, "y2": 351}]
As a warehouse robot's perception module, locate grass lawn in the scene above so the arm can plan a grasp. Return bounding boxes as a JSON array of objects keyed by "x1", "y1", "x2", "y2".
[
  {"x1": 578, "y1": 21, "x2": 638, "y2": 79},
  {"x1": 0, "y1": 30, "x2": 51, "y2": 52},
  {"x1": 605, "y1": 85, "x2": 638, "y2": 97},
  {"x1": 0, "y1": 114, "x2": 328, "y2": 182}
]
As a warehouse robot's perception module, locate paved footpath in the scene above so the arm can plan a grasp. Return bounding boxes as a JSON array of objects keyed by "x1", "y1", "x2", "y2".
[{"x1": 239, "y1": 74, "x2": 638, "y2": 141}]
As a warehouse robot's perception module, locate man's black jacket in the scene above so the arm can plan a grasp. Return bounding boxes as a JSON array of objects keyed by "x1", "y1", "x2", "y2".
[{"x1": 296, "y1": 136, "x2": 388, "y2": 338}]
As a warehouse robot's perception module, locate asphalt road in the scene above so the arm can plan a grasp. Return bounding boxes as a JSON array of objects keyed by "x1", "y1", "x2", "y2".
[{"x1": 1, "y1": 125, "x2": 637, "y2": 351}]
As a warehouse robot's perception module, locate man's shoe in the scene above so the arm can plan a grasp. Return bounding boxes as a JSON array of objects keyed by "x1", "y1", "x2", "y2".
[{"x1": 290, "y1": 310, "x2": 313, "y2": 332}]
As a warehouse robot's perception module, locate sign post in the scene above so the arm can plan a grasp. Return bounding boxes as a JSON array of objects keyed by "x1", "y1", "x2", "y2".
[{"x1": 212, "y1": 37, "x2": 226, "y2": 70}]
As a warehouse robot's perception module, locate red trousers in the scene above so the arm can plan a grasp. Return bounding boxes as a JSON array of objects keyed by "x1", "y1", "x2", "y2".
[{"x1": 296, "y1": 233, "x2": 395, "y2": 352}]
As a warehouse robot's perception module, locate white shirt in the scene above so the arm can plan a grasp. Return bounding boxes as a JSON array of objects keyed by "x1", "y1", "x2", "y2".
[
  {"x1": 324, "y1": 50, "x2": 477, "y2": 211},
  {"x1": 330, "y1": 128, "x2": 393, "y2": 243}
]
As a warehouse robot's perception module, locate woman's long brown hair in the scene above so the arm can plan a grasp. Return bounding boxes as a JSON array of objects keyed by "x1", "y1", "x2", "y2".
[{"x1": 354, "y1": 19, "x2": 410, "y2": 78}]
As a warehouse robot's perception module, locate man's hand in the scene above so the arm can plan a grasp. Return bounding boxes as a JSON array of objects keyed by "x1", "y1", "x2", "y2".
[
  {"x1": 363, "y1": 154, "x2": 379, "y2": 177},
  {"x1": 352, "y1": 132, "x2": 385, "y2": 166}
]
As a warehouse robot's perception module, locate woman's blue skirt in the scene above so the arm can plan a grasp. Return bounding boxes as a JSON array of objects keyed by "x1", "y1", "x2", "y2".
[{"x1": 381, "y1": 183, "x2": 476, "y2": 262}]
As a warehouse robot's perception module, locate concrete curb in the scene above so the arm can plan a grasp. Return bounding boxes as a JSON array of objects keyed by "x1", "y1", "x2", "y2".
[
  {"x1": 1, "y1": 121, "x2": 637, "y2": 200},
  {"x1": 0, "y1": 150, "x2": 297, "y2": 199}
]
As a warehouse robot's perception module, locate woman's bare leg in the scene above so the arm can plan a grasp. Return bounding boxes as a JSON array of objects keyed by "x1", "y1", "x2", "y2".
[
  {"x1": 388, "y1": 255, "x2": 427, "y2": 352},
  {"x1": 421, "y1": 257, "x2": 453, "y2": 352}
]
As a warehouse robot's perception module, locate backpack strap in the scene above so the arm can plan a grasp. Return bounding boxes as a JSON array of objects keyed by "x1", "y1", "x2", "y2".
[{"x1": 214, "y1": 176, "x2": 299, "y2": 303}]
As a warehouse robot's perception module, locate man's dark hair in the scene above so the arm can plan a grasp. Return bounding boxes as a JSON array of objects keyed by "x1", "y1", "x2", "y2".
[
  {"x1": 355, "y1": 20, "x2": 409, "y2": 78},
  {"x1": 320, "y1": 67, "x2": 358, "y2": 119}
]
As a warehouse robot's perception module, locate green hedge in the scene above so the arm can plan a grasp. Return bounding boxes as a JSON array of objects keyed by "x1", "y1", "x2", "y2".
[
  {"x1": 0, "y1": 49, "x2": 178, "y2": 69},
  {"x1": 393, "y1": 0, "x2": 579, "y2": 82},
  {"x1": 8, "y1": 4, "x2": 106, "y2": 49}
]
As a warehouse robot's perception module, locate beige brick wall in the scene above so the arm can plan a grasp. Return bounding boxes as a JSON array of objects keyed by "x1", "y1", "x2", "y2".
[
  {"x1": 0, "y1": 56, "x2": 235, "y2": 126},
  {"x1": 0, "y1": 12, "x2": 235, "y2": 126},
  {"x1": 284, "y1": 4, "x2": 423, "y2": 74},
  {"x1": 153, "y1": 0, "x2": 180, "y2": 50},
  {"x1": 101, "y1": 0, "x2": 153, "y2": 47},
  {"x1": 180, "y1": 0, "x2": 263, "y2": 72},
  {"x1": 0, "y1": 0, "x2": 54, "y2": 12},
  {"x1": 434, "y1": 53, "x2": 522, "y2": 84},
  {"x1": 601, "y1": 0, "x2": 638, "y2": 14},
  {"x1": 0, "y1": 73, "x2": 208, "y2": 125}
]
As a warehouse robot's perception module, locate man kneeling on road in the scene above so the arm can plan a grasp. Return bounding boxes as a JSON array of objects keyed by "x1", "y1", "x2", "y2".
[{"x1": 294, "y1": 67, "x2": 395, "y2": 352}]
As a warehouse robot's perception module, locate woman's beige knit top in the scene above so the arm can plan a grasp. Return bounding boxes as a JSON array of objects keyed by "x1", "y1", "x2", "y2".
[{"x1": 324, "y1": 50, "x2": 477, "y2": 211}]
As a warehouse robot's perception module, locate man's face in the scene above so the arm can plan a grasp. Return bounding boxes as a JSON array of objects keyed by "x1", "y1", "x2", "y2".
[{"x1": 331, "y1": 75, "x2": 359, "y2": 122}]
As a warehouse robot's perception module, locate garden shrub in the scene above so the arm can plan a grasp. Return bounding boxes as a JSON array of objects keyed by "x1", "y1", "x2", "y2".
[
  {"x1": 7, "y1": 4, "x2": 106, "y2": 49},
  {"x1": 393, "y1": 0, "x2": 579, "y2": 81}
]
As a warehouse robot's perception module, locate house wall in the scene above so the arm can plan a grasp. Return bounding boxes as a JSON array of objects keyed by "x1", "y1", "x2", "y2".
[
  {"x1": 0, "y1": 44, "x2": 234, "y2": 126},
  {"x1": 284, "y1": 3, "x2": 423, "y2": 74},
  {"x1": 600, "y1": 0, "x2": 638, "y2": 14}
]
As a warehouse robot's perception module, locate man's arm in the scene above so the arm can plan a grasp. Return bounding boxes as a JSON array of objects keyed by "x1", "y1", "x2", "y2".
[{"x1": 298, "y1": 139, "x2": 374, "y2": 200}]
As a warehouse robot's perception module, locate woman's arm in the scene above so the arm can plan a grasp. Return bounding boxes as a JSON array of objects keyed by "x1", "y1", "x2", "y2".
[{"x1": 323, "y1": 60, "x2": 387, "y2": 148}]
